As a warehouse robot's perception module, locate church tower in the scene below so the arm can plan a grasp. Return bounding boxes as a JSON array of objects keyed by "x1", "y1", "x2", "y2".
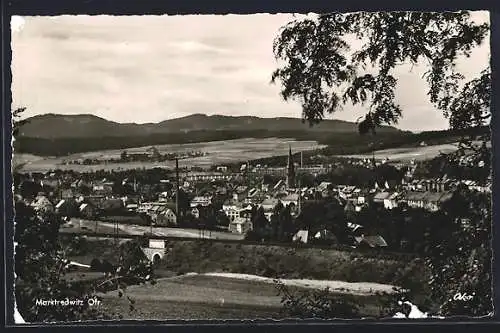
[{"x1": 286, "y1": 145, "x2": 296, "y2": 189}]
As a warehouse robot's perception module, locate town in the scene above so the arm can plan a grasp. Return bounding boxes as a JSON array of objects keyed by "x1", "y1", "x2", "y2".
[{"x1": 13, "y1": 145, "x2": 491, "y2": 254}]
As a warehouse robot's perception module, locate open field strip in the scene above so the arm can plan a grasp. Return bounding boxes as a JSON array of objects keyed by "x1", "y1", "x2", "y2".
[
  {"x1": 200, "y1": 272, "x2": 397, "y2": 295},
  {"x1": 14, "y1": 138, "x2": 325, "y2": 172},
  {"x1": 97, "y1": 273, "x2": 392, "y2": 319}
]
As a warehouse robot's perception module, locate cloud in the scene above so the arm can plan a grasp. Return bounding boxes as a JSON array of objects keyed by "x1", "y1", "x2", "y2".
[{"x1": 11, "y1": 13, "x2": 490, "y2": 132}]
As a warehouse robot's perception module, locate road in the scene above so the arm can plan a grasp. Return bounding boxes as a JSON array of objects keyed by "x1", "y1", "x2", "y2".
[{"x1": 61, "y1": 218, "x2": 245, "y2": 241}]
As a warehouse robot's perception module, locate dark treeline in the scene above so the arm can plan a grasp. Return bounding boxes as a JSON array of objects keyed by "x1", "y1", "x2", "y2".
[{"x1": 15, "y1": 126, "x2": 489, "y2": 157}]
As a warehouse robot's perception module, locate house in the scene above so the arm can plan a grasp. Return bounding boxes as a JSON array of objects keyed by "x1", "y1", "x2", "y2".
[
  {"x1": 373, "y1": 192, "x2": 391, "y2": 204},
  {"x1": 293, "y1": 230, "x2": 309, "y2": 244},
  {"x1": 232, "y1": 191, "x2": 247, "y2": 202},
  {"x1": 92, "y1": 181, "x2": 114, "y2": 195},
  {"x1": 383, "y1": 192, "x2": 400, "y2": 210},
  {"x1": 423, "y1": 192, "x2": 453, "y2": 212},
  {"x1": 281, "y1": 193, "x2": 299, "y2": 207},
  {"x1": 405, "y1": 191, "x2": 427, "y2": 209},
  {"x1": 79, "y1": 203, "x2": 96, "y2": 219},
  {"x1": 347, "y1": 222, "x2": 364, "y2": 237},
  {"x1": 222, "y1": 201, "x2": 253, "y2": 222},
  {"x1": 354, "y1": 235, "x2": 388, "y2": 248},
  {"x1": 228, "y1": 217, "x2": 253, "y2": 234},
  {"x1": 155, "y1": 208, "x2": 177, "y2": 227},
  {"x1": 260, "y1": 198, "x2": 281, "y2": 211},
  {"x1": 126, "y1": 204, "x2": 138, "y2": 212},
  {"x1": 313, "y1": 229, "x2": 338, "y2": 244},
  {"x1": 273, "y1": 180, "x2": 286, "y2": 191},
  {"x1": 55, "y1": 198, "x2": 77, "y2": 217},
  {"x1": 216, "y1": 166, "x2": 228, "y2": 172},
  {"x1": 263, "y1": 210, "x2": 274, "y2": 221},
  {"x1": 317, "y1": 182, "x2": 332, "y2": 193},
  {"x1": 190, "y1": 196, "x2": 212, "y2": 208},
  {"x1": 247, "y1": 188, "x2": 258, "y2": 198},
  {"x1": 222, "y1": 199, "x2": 241, "y2": 221},
  {"x1": 404, "y1": 191, "x2": 453, "y2": 212}
]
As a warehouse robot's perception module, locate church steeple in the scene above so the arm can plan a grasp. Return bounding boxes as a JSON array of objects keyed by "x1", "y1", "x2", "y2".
[{"x1": 286, "y1": 145, "x2": 295, "y2": 189}]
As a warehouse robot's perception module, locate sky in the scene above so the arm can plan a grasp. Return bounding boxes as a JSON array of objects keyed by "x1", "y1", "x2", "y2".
[{"x1": 11, "y1": 12, "x2": 490, "y2": 131}]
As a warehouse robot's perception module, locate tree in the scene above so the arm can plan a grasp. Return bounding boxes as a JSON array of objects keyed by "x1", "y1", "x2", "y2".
[
  {"x1": 270, "y1": 201, "x2": 285, "y2": 241},
  {"x1": 423, "y1": 190, "x2": 492, "y2": 316},
  {"x1": 278, "y1": 205, "x2": 294, "y2": 242},
  {"x1": 272, "y1": 12, "x2": 489, "y2": 133},
  {"x1": 12, "y1": 107, "x2": 29, "y2": 138},
  {"x1": 14, "y1": 200, "x2": 155, "y2": 322},
  {"x1": 120, "y1": 150, "x2": 128, "y2": 161},
  {"x1": 252, "y1": 206, "x2": 269, "y2": 232},
  {"x1": 272, "y1": 12, "x2": 491, "y2": 317}
]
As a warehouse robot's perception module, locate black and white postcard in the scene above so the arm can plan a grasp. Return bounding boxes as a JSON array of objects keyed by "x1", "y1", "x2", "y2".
[{"x1": 9, "y1": 11, "x2": 493, "y2": 323}]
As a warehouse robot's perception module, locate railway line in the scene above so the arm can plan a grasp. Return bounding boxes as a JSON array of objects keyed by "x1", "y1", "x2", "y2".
[{"x1": 59, "y1": 229, "x2": 419, "y2": 262}]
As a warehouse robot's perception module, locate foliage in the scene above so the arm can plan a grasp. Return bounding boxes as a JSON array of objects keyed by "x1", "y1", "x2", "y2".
[
  {"x1": 276, "y1": 281, "x2": 360, "y2": 318},
  {"x1": 14, "y1": 202, "x2": 111, "y2": 322},
  {"x1": 271, "y1": 11, "x2": 492, "y2": 318},
  {"x1": 272, "y1": 11, "x2": 490, "y2": 132},
  {"x1": 14, "y1": 200, "x2": 156, "y2": 322},
  {"x1": 423, "y1": 189, "x2": 492, "y2": 316},
  {"x1": 12, "y1": 107, "x2": 29, "y2": 138}
]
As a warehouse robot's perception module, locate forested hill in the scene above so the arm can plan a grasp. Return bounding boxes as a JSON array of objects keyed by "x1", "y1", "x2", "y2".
[
  {"x1": 14, "y1": 114, "x2": 488, "y2": 157},
  {"x1": 17, "y1": 113, "x2": 401, "y2": 139}
]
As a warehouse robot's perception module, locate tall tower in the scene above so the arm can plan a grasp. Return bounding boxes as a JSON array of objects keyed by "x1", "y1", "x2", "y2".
[
  {"x1": 175, "y1": 158, "x2": 180, "y2": 221},
  {"x1": 286, "y1": 145, "x2": 296, "y2": 189}
]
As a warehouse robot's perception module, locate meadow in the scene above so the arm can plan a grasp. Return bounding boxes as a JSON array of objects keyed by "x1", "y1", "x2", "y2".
[
  {"x1": 343, "y1": 143, "x2": 461, "y2": 161},
  {"x1": 98, "y1": 274, "x2": 388, "y2": 320},
  {"x1": 62, "y1": 237, "x2": 429, "y2": 320},
  {"x1": 13, "y1": 138, "x2": 326, "y2": 172}
]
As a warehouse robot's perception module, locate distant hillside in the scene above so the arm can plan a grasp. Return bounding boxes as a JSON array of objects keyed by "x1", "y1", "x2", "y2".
[
  {"x1": 18, "y1": 113, "x2": 402, "y2": 139},
  {"x1": 15, "y1": 113, "x2": 488, "y2": 157}
]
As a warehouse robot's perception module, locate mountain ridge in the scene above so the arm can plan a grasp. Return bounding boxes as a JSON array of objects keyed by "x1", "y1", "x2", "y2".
[{"x1": 18, "y1": 113, "x2": 406, "y2": 139}]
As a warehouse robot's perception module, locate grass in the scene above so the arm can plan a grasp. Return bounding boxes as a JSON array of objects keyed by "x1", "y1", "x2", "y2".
[
  {"x1": 15, "y1": 138, "x2": 326, "y2": 172},
  {"x1": 344, "y1": 143, "x2": 461, "y2": 161},
  {"x1": 160, "y1": 240, "x2": 429, "y2": 286},
  {"x1": 98, "y1": 274, "x2": 386, "y2": 320},
  {"x1": 57, "y1": 237, "x2": 430, "y2": 320}
]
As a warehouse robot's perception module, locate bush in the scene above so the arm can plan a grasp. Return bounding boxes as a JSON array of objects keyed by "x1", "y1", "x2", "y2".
[
  {"x1": 90, "y1": 258, "x2": 102, "y2": 272},
  {"x1": 276, "y1": 282, "x2": 360, "y2": 319}
]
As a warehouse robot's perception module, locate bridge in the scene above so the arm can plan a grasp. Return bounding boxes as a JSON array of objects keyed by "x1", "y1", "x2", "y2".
[{"x1": 141, "y1": 239, "x2": 168, "y2": 264}]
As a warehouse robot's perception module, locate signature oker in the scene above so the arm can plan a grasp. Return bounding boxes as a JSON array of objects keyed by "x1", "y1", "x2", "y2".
[{"x1": 452, "y1": 292, "x2": 475, "y2": 302}]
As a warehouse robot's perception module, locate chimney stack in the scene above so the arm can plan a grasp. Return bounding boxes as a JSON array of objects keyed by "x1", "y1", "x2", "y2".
[{"x1": 175, "y1": 158, "x2": 180, "y2": 219}]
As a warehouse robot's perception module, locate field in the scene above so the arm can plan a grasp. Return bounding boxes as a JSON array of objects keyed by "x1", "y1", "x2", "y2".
[
  {"x1": 98, "y1": 274, "x2": 387, "y2": 320},
  {"x1": 61, "y1": 237, "x2": 428, "y2": 320},
  {"x1": 13, "y1": 138, "x2": 326, "y2": 173},
  {"x1": 342, "y1": 143, "x2": 461, "y2": 161},
  {"x1": 343, "y1": 141, "x2": 491, "y2": 161}
]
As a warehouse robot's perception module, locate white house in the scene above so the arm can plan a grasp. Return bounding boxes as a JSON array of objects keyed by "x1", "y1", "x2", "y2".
[
  {"x1": 155, "y1": 208, "x2": 177, "y2": 226},
  {"x1": 293, "y1": 230, "x2": 309, "y2": 244},
  {"x1": 260, "y1": 198, "x2": 280, "y2": 211},
  {"x1": 228, "y1": 217, "x2": 253, "y2": 234},
  {"x1": 383, "y1": 192, "x2": 400, "y2": 210},
  {"x1": 190, "y1": 196, "x2": 212, "y2": 208},
  {"x1": 281, "y1": 193, "x2": 299, "y2": 207}
]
